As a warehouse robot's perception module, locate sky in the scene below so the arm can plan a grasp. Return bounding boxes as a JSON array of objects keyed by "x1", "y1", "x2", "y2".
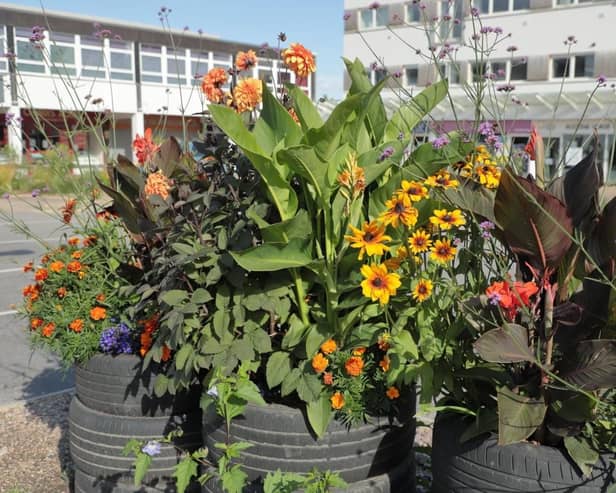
[{"x1": 13, "y1": 0, "x2": 345, "y2": 99}]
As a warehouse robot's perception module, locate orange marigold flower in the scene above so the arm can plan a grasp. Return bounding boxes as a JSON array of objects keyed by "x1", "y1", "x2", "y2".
[
  {"x1": 23, "y1": 284, "x2": 40, "y2": 300},
  {"x1": 161, "y1": 344, "x2": 172, "y2": 362},
  {"x1": 282, "y1": 43, "x2": 316, "y2": 78},
  {"x1": 352, "y1": 347, "x2": 366, "y2": 356},
  {"x1": 57, "y1": 287, "x2": 67, "y2": 298},
  {"x1": 233, "y1": 78, "x2": 262, "y2": 113},
  {"x1": 67, "y1": 261, "x2": 82, "y2": 273},
  {"x1": 144, "y1": 170, "x2": 172, "y2": 200},
  {"x1": 235, "y1": 49, "x2": 257, "y2": 71},
  {"x1": 71, "y1": 251, "x2": 82, "y2": 259},
  {"x1": 30, "y1": 317, "x2": 43, "y2": 330},
  {"x1": 96, "y1": 293, "x2": 106, "y2": 302},
  {"x1": 68, "y1": 237, "x2": 79, "y2": 246},
  {"x1": 323, "y1": 372, "x2": 334, "y2": 385},
  {"x1": 34, "y1": 268, "x2": 48, "y2": 282},
  {"x1": 140, "y1": 331, "x2": 153, "y2": 357},
  {"x1": 133, "y1": 128, "x2": 160, "y2": 166},
  {"x1": 386, "y1": 386, "x2": 400, "y2": 400},
  {"x1": 345, "y1": 356, "x2": 364, "y2": 377},
  {"x1": 311, "y1": 352, "x2": 329, "y2": 374},
  {"x1": 83, "y1": 235, "x2": 97, "y2": 247},
  {"x1": 61, "y1": 198, "x2": 77, "y2": 224},
  {"x1": 89, "y1": 306, "x2": 107, "y2": 321},
  {"x1": 42, "y1": 322, "x2": 55, "y2": 337},
  {"x1": 330, "y1": 391, "x2": 345, "y2": 410},
  {"x1": 201, "y1": 67, "x2": 229, "y2": 103},
  {"x1": 320, "y1": 339, "x2": 337, "y2": 354},
  {"x1": 49, "y1": 261, "x2": 65, "y2": 273},
  {"x1": 23, "y1": 261, "x2": 33, "y2": 272},
  {"x1": 69, "y1": 319, "x2": 84, "y2": 333},
  {"x1": 378, "y1": 333, "x2": 391, "y2": 351},
  {"x1": 379, "y1": 355, "x2": 391, "y2": 372},
  {"x1": 142, "y1": 314, "x2": 159, "y2": 334},
  {"x1": 40, "y1": 254, "x2": 50, "y2": 264}
]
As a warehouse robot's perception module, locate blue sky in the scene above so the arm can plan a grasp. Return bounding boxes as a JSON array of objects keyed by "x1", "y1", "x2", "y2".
[{"x1": 14, "y1": 0, "x2": 345, "y2": 98}]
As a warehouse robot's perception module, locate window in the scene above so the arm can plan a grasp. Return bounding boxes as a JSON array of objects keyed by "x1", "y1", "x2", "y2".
[
  {"x1": 15, "y1": 27, "x2": 45, "y2": 74},
  {"x1": 510, "y1": 58, "x2": 527, "y2": 80},
  {"x1": 490, "y1": 61, "x2": 507, "y2": 80},
  {"x1": 552, "y1": 54, "x2": 594, "y2": 78},
  {"x1": 406, "y1": 3, "x2": 421, "y2": 22},
  {"x1": 0, "y1": 26, "x2": 5, "y2": 72},
  {"x1": 167, "y1": 48, "x2": 187, "y2": 85},
  {"x1": 191, "y1": 51, "x2": 209, "y2": 86},
  {"x1": 405, "y1": 66, "x2": 418, "y2": 86},
  {"x1": 141, "y1": 44, "x2": 162, "y2": 83},
  {"x1": 472, "y1": 61, "x2": 487, "y2": 82},
  {"x1": 439, "y1": 63, "x2": 460, "y2": 84},
  {"x1": 440, "y1": 1, "x2": 464, "y2": 39},
  {"x1": 471, "y1": 0, "x2": 529, "y2": 13},
  {"x1": 359, "y1": 6, "x2": 389, "y2": 29},
  {"x1": 556, "y1": 0, "x2": 593, "y2": 4},
  {"x1": 110, "y1": 40, "x2": 133, "y2": 81},
  {"x1": 374, "y1": 67, "x2": 388, "y2": 83}
]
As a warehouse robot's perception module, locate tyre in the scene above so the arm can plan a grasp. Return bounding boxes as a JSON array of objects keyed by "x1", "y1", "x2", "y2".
[
  {"x1": 432, "y1": 414, "x2": 616, "y2": 493},
  {"x1": 69, "y1": 396, "x2": 202, "y2": 491},
  {"x1": 75, "y1": 354, "x2": 198, "y2": 417},
  {"x1": 202, "y1": 400, "x2": 416, "y2": 492}
]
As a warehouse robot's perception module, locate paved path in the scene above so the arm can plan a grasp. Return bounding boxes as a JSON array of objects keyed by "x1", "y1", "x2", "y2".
[{"x1": 0, "y1": 195, "x2": 74, "y2": 406}]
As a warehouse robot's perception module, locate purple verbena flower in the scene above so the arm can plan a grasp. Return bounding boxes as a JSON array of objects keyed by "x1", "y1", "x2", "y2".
[
  {"x1": 31, "y1": 189, "x2": 40, "y2": 198},
  {"x1": 496, "y1": 83, "x2": 515, "y2": 93},
  {"x1": 488, "y1": 292, "x2": 501, "y2": 305},
  {"x1": 431, "y1": 135, "x2": 450, "y2": 150},
  {"x1": 343, "y1": 12, "x2": 351, "y2": 21},
  {"x1": 478, "y1": 121, "x2": 494, "y2": 137},
  {"x1": 597, "y1": 74, "x2": 607, "y2": 86},
  {"x1": 369, "y1": 1, "x2": 380, "y2": 9},
  {"x1": 141, "y1": 441, "x2": 161, "y2": 457},
  {"x1": 379, "y1": 146, "x2": 395, "y2": 161},
  {"x1": 471, "y1": 7, "x2": 479, "y2": 16}
]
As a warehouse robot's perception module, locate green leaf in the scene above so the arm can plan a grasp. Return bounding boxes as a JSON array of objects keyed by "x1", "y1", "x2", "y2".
[
  {"x1": 278, "y1": 146, "x2": 332, "y2": 205},
  {"x1": 160, "y1": 289, "x2": 188, "y2": 306},
  {"x1": 209, "y1": 104, "x2": 298, "y2": 220},
  {"x1": 212, "y1": 310, "x2": 230, "y2": 338},
  {"x1": 154, "y1": 374, "x2": 168, "y2": 398},
  {"x1": 473, "y1": 324, "x2": 534, "y2": 363},
  {"x1": 559, "y1": 339, "x2": 616, "y2": 390},
  {"x1": 191, "y1": 288, "x2": 212, "y2": 304},
  {"x1": 564, "y1": 436, "x2": 599, "y2": 478},
  {"x1": 257, "y1": 209, "x2": 312, "y2": 244},
  {"x1": 266, "y1": 352, "x2": 292, "y2": 388},
  {"x1": 287, "y1": 84, "x2": 323, "y2": 130},
  {"x1": 393, "y1": 330, "x2": 419, "y2": 360},
  {"x1": 230, "y1": 238, "x2": 312, "y2": 271},
  {"x1": 234, "y1": 381, "x2": 267, "y2": 406},
  {"x1": 306, "y1": 393, "x2": 333, "y2": 438},
  {"x1": 250, "y1": 329, "x2": 272, "y2": 353},
  {"x1": 281, "y1": 315, "x2": 309, "y2": 349},
  {"x1": 588, "y1": 196, "x2": 616, "y2": 268},
  {"x1": 383, "y1": 80, "x2": 449, "y2": 142},
  {"x1": 281, "y1": 367, "x2": 302, "y2": 397},
  {"x1": 97, "y1": 181, "x2": 148, "y2": 235},
  {"x1": 133, "y1": 453, "x2": 152, "y2": 487},
  {"x1": 263, "y1": 470, "x2": 306, "y2": 493},
  {"x1": 172, "y1": 455, "x2": 198, "y2": 493},
  {"x1": 220, "y1": 465, "x2": 249, "y2": 493},
  {"x1": 497, "y1": 386, "x2": 547, "y2": 445},
  {"x1": 296, "y1": 373, "x2": 322, "y2": 403},
  {"x1": 495, "y1": 169, "x2": 573, "y2": 271},
  {"x1": 174, "y1": 344, "x2": 193, "y2": 371}
]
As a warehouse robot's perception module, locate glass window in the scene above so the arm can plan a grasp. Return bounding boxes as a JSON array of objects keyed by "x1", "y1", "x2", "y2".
[
  {"x1": 51, "y1": 66, "x2": 76, "y2": 76},
  {"x1": 50, "y1": 45, "x2": 75, "y2": 65},
  {"x1": 407, "y1": 4, "x2": 421, "y2": 22},
  {"x1": 472, "y1": 62, "x2": 487, "y2": 82},
  {"x1": 141, "y1": 44, "x2": 161, "y2": 54},
  {"x1": 110, "y1": 52, "x2": 131, "y2": 70},
  {"x1": 375, "y1": 6, "x2": 389, "y2": 26},
  {"x1": 556, "y1": 0, "x2": 575, "y2": 4},
  {"x1": 374, "y1": 68, "x2": 388, "y2": 83},
  {"x1": 553, "y1": 57, "x2": 569, "y2": 78},
  {"x1": 167, "y1": 76, "x2": 186, "y2": 85},
  {"x1": 142, "y1": 74, "x2": 162, "y2": 83},
  {"x1": 80, "y1": 35, "x2": 101, "y2": 47},
  {"x1": 17, "y1": 40, "x2": 43, "y2": 61},
  {"x1": 213, "y1": 52, "x2": 231, "y2": 62},
  {"x1": 81, "y1": 68, "x2": 105, "y2": 78},
  {"x1": 82, "y1": 48, "x2": 104, "y2": 66},
  {"x1": 17, "y1": 62, "x2": 45, "y2": 73},
  {"x1": 510, "y1": 58, "x2": 527, "y2": 80},
  {"x1": 406, "y1": 66, "x2": 418, "y2": 86},
  {"x1": 50, "y1": 32, "x2": 74, "y2": 43},
  {"x1": 191, "y1": 60, "x2": 209, "y2": 78},
  {"x1": 259, "y1": 68, "x2": 273, "y2": 84},
  {"x1": 474, "y1": 0, "x2": 490, "y2": 12},
  {"x1": 142, "y1": 55, "x2": 161, "y2": 72},
  {"x1": 278, "y1": 71, "x2": 292, "y2": 85},
  {"x1": 449, "y1": 63, "x2": 460, "y2": 84},
  {"x1": 111, "y1": 71, "x2": 132, "y2": 81},
  {"x1": 360, "y1": 9, "x2": 373, "y2": 29},
  {"x1": 513, "y1": 0, "x2": 530, "y2": 9},
  {"x1": 574, "y1": 54, "x2": 593, "y2": 77},
  {"x1": 167, "y1": 58, "x2": 186, "y2": 76},
  {"x1": 491, "y1": 61, "x2": 507, "y2": 79},
  {"x1": 493, "y1": 0, "x2": 509, "y2": 11},
  {"x1": 110, "y1": 39, "x2": 130, "y2": 50}
]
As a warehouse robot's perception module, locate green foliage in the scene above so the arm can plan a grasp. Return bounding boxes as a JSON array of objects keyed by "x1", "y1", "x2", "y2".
[{"x1": 264, "y1": 468, "x2": 348, "y2": 493}]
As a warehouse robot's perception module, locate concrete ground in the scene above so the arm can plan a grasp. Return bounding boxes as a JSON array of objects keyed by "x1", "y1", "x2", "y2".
[{"x1": 0, "y1": 194, "x2": 75, "y2": 406}]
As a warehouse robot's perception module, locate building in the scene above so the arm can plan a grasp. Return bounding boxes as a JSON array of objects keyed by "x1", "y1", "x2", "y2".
[
  {"x1": 344, "y1": 0, "x2": 616, "y2": 182},
  {"x1": 0, "y1": 3, "x2": 315, "y2": 164}
]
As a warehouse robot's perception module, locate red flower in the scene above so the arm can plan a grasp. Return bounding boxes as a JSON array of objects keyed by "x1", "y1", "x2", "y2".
[
  {"x1": 133, "y1": 128, "x2": 159, "y2": 165},
  {"x1": 486, "y1": 280, "x2": 539, "y2": 320},
  {"x1": 525, "y1": 127, "x2": 541, "y2": 161}
]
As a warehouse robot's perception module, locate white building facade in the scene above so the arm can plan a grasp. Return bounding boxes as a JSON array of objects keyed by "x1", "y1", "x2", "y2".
[
  {"x1": 344, "y1": 0, "x2": 616, "y2": 183},
  {"x1": 0, "y1": 3, "x2": 315, "y2": 164}
]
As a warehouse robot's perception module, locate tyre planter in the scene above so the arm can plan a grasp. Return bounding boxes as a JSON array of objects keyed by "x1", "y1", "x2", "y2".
[
  {"x1": 432, "y1": 414, "x2": 616, "y2": 492},
  {"x1": 70, "y1": 354, "x2": 202, "y2": 493},
  {"x1": 202, "y1": 399, "x2": 416, "y2": 493}
]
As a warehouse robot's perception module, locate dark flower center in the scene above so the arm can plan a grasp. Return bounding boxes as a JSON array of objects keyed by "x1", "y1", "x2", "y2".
[
  {"x1": 364, "y1": 232, "x2": 374, "y2": 241},
  {"x1": 371, "y1": 277, "x2": 383, "y2": 287}
]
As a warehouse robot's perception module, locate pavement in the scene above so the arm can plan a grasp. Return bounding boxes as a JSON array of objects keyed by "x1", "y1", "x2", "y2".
[{"x1": 0, "y1": 194, "x2": 75, "y2": 406}]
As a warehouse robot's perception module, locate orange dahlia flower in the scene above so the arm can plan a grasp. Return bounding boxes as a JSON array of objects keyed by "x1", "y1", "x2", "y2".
[
  {"x1": 282, "y1": 43, "x2": 316, "y2": 78},
  {"x1": 201, "y1": 68, "x2": 228, "y2": 103},
  {"x1": 34, "y1": 268, "x2": 48, "y2": 282},
  {"x1": 233, "y1": 78, "x2": 262, "y2": 113},
  {"x1": 235, "y1": 49, "x2": 257, "y2": 72},
  {"x1": 133, "y1": 128, "x2": 159, "y2": 166}
]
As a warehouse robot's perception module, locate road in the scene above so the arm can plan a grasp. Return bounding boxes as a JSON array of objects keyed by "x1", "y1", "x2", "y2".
[{"x1": 0, "y1": 195, "x2": 75, "y2": 406}]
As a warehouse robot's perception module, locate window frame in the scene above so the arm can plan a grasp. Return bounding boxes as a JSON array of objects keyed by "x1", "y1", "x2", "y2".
[
  {"x1": 15, "y1": 27, "x2": 47, "y2": 74},
  {"x1": 550, "y1": 53, "x2": 595, "y2": 80},
  {"x1": 472, "y1": 0, "x2": 530, "y2": 14},
  {"x1": 358, "y1": 5, "x2": 390, "y2": 29},
  {"x1": 109, "y1": 39, "x2": 134, "y2": 82}
]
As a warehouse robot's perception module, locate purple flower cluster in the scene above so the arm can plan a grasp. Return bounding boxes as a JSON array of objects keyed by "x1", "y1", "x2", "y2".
[
  {"x1": 30, "y1": 26, "x2": 45, "y2": 44},
  {"x1": 496, "y1": 83, "x2": 515, "y2": 93},
  {"x1": 431, "y1": 134, "x2": 450, "y2": 150},
  {"x1": 4, "y1": 112, "x2": 20, "y2": 126},
  {"x1": 479, "y1": 220, "x2": 496, "y2": 239},
  {"x1": 379, "y1": 146, "x2": 395, "y2": 161},
  {"x1": 99, "y1": 322, "x2": 134, "y2": 355},
  {"x1": 477, "y1": 121, "x2": 502, "y2": 150},
  {"x1": 487, "y1": 291, "x2": 501, "y2": 306}
]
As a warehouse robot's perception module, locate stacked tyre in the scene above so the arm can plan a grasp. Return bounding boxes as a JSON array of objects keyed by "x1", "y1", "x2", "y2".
[{"x1": 69, "y1": 354, "x2": 202, "y2": 493}]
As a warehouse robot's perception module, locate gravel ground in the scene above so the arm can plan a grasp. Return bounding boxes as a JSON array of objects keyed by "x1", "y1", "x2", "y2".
[{"x1": 0, "y1": 391, "x2": 433, "y2": 493}]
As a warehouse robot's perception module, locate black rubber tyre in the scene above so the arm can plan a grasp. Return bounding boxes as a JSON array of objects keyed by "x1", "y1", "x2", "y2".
[
  {"x1": 76, "y1": 354, "x2": 198, "y2": 417},
  {"x1": 202, "y1": 400, "x2": 416, "y2": 492},
  {"x1": 69, "y1": 396, "x2": 202, "y2": 489},
  {"x1": 432, "y1": 414, "x2": 616, "y2": 493}
]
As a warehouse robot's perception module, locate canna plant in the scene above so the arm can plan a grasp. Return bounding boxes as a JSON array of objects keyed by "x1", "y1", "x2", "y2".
[{"x1": 454, "y1": 134, "x2": 616, "y2": 474}]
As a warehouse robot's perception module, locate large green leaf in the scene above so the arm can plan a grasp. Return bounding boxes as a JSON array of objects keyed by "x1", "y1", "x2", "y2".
[
  {"x1": 287, "y1": 84, "x2": 323, "y2": 130},
  {"x1": 473, "y1": 324, "x2": 534, "y2": 363},
  {"x1": 494, "y1": 169, "x2": 573, "y2": 271},
  {"x1": 254, "y1": 209, "x2": 312, "y2": 244},
  {"x1": 559, "y1": 339, "x2": 616, "y2": 390},
  {"x1": 347, "y1": 75, "x2": 389, "y2": 146},
  {"x1": 209, "y1": 104, "x2": 298, "y2": 220},
  {"x1": 306, "y1": 393, "x2": 333, "y2": 438},
  {"x1": 230, "y1": 238, "x2": 312, "y2": 271},
  {"x1": 253, "y1": 84, "x2": 303, "y2": 154},
  {"x1": 278, "y1": 146, "x2": 331, "y2": 205},
  {"x1": 383, "y1": 80, "x2": 449, "y2": 142},
  {"x1": 564, "y1": 436, "x2": 599, "y2": 478},
  {"x1": 441, "y1": 179, "x2": 496, "y2": 224},
  {"x1": 497, "y1": 386, "x2": 547, "y2": 445},
  {"x1": 266, "y1": 351, "x2": 292, "y2": 388}
]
